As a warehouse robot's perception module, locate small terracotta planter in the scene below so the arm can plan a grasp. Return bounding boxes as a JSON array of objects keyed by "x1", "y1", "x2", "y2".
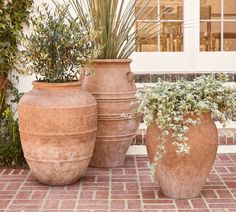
[
  {"x1": 81, "y1": 59, "x2": 141, "y2": 167},
  {"x1": 19, "y1": 81, "x2": 97, "y2": 185},
  {"x1": 146, "y1": 113, "x2": 218, "y2": 199}
]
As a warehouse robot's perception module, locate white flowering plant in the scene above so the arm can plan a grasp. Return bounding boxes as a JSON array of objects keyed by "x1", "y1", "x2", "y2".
[{"x1": 137, "y1": 74, "x2": 236, "y2": 174}]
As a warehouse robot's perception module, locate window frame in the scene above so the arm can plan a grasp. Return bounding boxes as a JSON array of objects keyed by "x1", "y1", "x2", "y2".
[{"x1": 131, "y1": 0, "x2": 236, "y2": 73}]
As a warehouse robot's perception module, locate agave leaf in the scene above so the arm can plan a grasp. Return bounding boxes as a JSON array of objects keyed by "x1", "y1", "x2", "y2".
[{"x1": 56, "y1": 0, "x2": 176, "y2": 59}]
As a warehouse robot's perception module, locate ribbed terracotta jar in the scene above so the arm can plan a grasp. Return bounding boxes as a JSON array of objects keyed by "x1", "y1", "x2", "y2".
[
  {"x1": 146, "y1": 113, "x2": 218, "y2": 199},
  {"x1": 18, "y1": 81, "x2": 97, "y2": 185},
  {"x1": 81, "y1": 59, "x2": 142, "y2": 167}
]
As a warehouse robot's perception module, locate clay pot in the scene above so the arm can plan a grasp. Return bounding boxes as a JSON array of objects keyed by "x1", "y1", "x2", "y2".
[
  {"x1": 146, "y1": 113, "x2": 218, "y2": 199},
  {"x1": 81, "y1": 59, "x2": 141, "y2": 167},
  {"x1": 18, "y1": 81, "x2": 97, "y2": 185}
]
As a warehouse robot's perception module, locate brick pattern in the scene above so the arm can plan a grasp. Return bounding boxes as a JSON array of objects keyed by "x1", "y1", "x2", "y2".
[
  {"x1": 133, "y1": 128, "x2": 236, "y2": 145},
  {"x1": 135, "y1": 72, "x2": 236, "y2": 83},
  {"x1": 0, "y1": 154, "x2": 236, "y2": 211}
]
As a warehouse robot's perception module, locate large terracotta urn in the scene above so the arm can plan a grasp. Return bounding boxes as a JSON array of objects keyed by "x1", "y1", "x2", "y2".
[
  {"x1": 146, "y1": 113, "x2": 218, "y2": 199},
  {"x1": 81, "y1": 59, "x2": 142, "y2": 167},
  {"x1": 18, "y1": 81, "x2": 97, "y2": 185}
]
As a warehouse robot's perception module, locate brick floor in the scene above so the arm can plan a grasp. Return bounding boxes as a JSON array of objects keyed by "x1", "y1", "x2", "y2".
[{"x1": 0, "y1": 154, "x2": 236, "y2": 211}]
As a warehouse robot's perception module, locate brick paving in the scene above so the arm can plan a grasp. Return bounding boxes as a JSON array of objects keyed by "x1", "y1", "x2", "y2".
[{"x1": 0, "y1": 154, "x2": 236, "y2": 212}]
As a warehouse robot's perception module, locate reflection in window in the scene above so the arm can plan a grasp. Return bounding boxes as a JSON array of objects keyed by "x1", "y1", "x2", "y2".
[
  {"x1": 224, "y1": 0, "x2": 236, "y2": 19},
  {"x1": 224, "y1": 21, "x2": 236, "y2": 51},
  {"x1": 200, "y1": 0, "x2": 236, "y2": 51},
  {"x1": 200, "y1": 0, "x2": 221, "y2": 20},
  {"x1": 200, "y1": 21, "x2": 221, "y2": 51},
  {"x1": 136, "y1": 0, "x2": 183, "y2": 52}
]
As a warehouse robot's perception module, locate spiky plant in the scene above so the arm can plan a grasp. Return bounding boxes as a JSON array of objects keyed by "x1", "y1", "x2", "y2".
[{"x1": 54, "y1": 0, "x2": 169, "y2": 59}]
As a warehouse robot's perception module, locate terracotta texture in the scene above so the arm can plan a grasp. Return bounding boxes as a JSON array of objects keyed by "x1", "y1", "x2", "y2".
[
  {"x1": 81, "y1": 59, "x2": 142, "y2": 167},
  {"x1": 18, "y1": 81, "x2": 97, "y2": 185},
  {"x1": 146, "y1": 113, "x2": 218, "y2": 199}
]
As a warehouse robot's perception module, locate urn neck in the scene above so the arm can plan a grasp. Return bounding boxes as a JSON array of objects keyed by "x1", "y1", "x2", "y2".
[
  {"x1": 32, "y1": 81, "x2": 82, "y2": 90},
  {"x1": 93, "y1": 59, "x2": 132, "y2": 64}
]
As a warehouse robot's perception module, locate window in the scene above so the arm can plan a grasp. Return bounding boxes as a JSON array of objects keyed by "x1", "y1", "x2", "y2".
[
  {"x1": 130, "y1": 0, "x2": 236, "y2": 73},
  {"x1": 136, "y1": 0, "x2": 184, "y2": 52},
  {"x1": 200, "y1": 0, "x2": 236, "y2": 51}
]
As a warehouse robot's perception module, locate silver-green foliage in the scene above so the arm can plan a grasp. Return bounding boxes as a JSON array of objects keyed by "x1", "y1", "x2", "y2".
[
  {"x1": 137, "y1": 74, "x2": 236, "y2": 175},
  {"x1": 20, "y1": 3, "x2": 101, "y2": 82},
  {"x1": 61, "y1": 0, "x2": 159, "y2": 59}
]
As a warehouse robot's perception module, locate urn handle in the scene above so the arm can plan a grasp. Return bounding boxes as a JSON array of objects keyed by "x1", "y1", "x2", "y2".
[
  {"x1": 79, "y1": 74, "x2": 84, "y2": 84},
  {"x1": 127, "y1": 71, "x2": 135, "y2": 84},
  {"x1": 78, "y1": 68, "x2": 88, "y2": 84}
]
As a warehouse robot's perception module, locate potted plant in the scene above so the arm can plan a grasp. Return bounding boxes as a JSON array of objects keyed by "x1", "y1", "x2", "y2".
[
  {"x1": 56, "y1": 0, "x2": 162, "y2": 167},
  {"x1": 18, "y1": 3, "x2": 101, "y2": 185},
  {"x1": 137, "y1": 74, "x2": 236, "y2": 199}
]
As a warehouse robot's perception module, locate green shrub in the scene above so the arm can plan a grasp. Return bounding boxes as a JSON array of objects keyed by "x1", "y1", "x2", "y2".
[
  {"x1": 0, "y1": 0, "x2": 33, "y2": 77},
  {"x1": 20, "y1": 3, "x2": 101, "y2": 82},
  {"x1": 0, "y1": 106, "x2": 25, "y2": 167},
  {"x1": 0, "y1": 0, "x2": 32, "y2": 167}
]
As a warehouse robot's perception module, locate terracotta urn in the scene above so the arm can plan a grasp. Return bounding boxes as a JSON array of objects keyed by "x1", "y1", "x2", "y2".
[
  {"x1": 146, "y1": 113, "x2": 218, "y2": 199},
  {"x1": 18, "y1": 81, "x2": 97, "y2": 185},
  {"x1": 81, "y1": 59, "x2": 142, "y2": 167}
]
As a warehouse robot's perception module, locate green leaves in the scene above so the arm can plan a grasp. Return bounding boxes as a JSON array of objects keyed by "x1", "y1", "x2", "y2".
[
  {"x1": 0, "y1": 0, "x2": 32, "y2": 166},
  {"x1": 0, "y1": 0, "x2": 33, "y2": 77},
  {"x1": 137, "y1": 74, "x2": 236, "y2": 174},
  {"x1": 0, "y1": 106, "x2": 25, "y2": 167},
  {"x1": 20, "y1": 3, "x2": 102, "y2": 83}
]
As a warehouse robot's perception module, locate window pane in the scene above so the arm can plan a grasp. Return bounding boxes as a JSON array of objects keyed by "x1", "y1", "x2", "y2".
[
  {"x1": 224, "y1": 0, "x2": 236, "y2": 19},
  {"x1": 136, "y1": 0, "x2": 157, "y2": 20},
  {"x1": 200, "y1": 21, "x2": 221, "y2": 51},
  {"x1": 160, "y1": 0, "x2": 183, "y2": 20},
  {"x1": 135, "y1": 0, "x2": 183, "y2": 52},
  {"x1": 160, "y1": 22, "x2": 183, "y2": 51},
  {"x1": 224, "y1": 21, "x2": 236, "y2": 51},
  {"x1": 200, "y1": 0, "x2": 221, "y2": 20},
  {"x1": 136, "y1": 22, "x2": 158, "y2": 52}
]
